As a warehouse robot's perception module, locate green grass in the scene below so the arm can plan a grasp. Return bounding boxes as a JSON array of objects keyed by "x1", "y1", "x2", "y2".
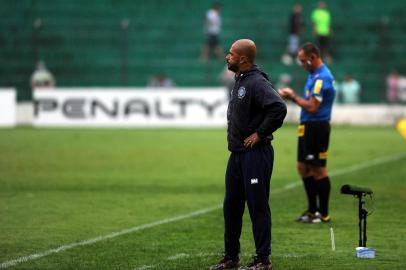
[{"x1": 0, "y1": 125, "x2": 405, "y2": 269}]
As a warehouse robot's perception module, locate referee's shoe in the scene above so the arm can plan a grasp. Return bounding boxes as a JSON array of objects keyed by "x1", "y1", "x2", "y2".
[{"x1": 297, "y1": 211, "x2": 331, "y2": 223}]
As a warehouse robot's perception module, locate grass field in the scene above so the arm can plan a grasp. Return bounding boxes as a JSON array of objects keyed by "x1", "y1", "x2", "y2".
[{"x1": 0, "y1": 125, "x2": 405, "y2": 270}]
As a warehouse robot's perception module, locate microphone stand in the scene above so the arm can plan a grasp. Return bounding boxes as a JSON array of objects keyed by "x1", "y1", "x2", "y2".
[{"x1": 357, "y1": 193, "x2": 368, "y2": 247}]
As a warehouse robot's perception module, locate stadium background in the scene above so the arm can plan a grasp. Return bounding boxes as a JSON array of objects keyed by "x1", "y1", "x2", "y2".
[
  {"x1": 1, "y1": 0, "x2": 405, "y2": 102},
  {"x1": 1, "y1": 1, "x2": 406, "y2": 270}
]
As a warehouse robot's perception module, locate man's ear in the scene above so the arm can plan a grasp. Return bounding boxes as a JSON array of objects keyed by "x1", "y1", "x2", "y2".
[
  {"x1": 239, "y1": 55, "x2": 247, "y2": 64},
  {"x1": 310, "y1": 53, "x2": 317, "y2": 61}
]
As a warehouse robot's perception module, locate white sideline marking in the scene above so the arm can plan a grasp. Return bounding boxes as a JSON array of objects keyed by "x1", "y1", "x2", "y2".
[
  {"x1": 0, "y1": 206, "x2": 220, "y2": 269},
  {"x1": 133, "y1": 251, "x2": 305, "y2": 269},
  {"x1": 133, "y1": 265, "x2": 154, "y2": 270},
  {"x1": 1, "y1": 152, "x2": 405, "y2": 269},
  {"x1": 273, "y1": 152, "x2": 406, "y2": 194},
  {"x1": 167, "y1": 253, "x2": 190, "y2": 260},
  {"x1": 329, "y1": 152, "x2": 406, "y2": 177},
  {"x1": 330, "y1": 227, "x2": 336, "y2": 251},
  {"x1": 273, "y1": 181, "x2": 301, "y2": 194},
  {"x1": 133, "y1": 252, "x2": 304, "y2": 269}
]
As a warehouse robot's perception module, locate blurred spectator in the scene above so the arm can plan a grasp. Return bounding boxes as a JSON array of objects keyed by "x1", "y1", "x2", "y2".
[
  {"x1": 386, "y1": 70, "x2": 406, "y2": 103},
  {"x1": 399, "y1": 76, "x2": 406, "y2": 102},
  {"x1": 219, "y1": 65, "x2": 235, "y2": 100},
  {"x1": 200, "y1": 3, "x2": 224, "y2": 63},
  {"x1": 311, "y1": 1, "x2": 332, "y2": 62},
  {"x1": 31, "y1": 60, "x2": 55, "y2": 89},
  {"x1": 148, "y1": 73, "x2": 175, "y2": 88},
  {"x1": 337, "y1": 74, "x2": 361, "y2": 104},
  {"x1": 386, "y1": 70, "x2": 400, "y2": 103},
  {"x1": 281, "y1": 4, "x2": 304, "y2": 66}
]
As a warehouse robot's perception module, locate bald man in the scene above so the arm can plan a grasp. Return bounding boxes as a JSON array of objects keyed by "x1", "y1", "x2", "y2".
[{"x1": 210, "y1": 39, "x2": 286, "y2": 270}]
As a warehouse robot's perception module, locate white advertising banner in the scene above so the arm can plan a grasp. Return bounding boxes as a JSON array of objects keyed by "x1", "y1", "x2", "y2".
[
  {"x1": 285, "y1": 104, "x2": 406, "y2": 125},
  {"x1": 31, "y1": 87, "x2": 406, "y2": 127},
  {"x1": 0, "y1": 89, "x2": 16, "y2": 127},
  {"x1": 33, "y1": 88, "x2": 229, "y2": 127},
  {"x1": 331, "y1": 104, "x2": 406, "y2": 125}
]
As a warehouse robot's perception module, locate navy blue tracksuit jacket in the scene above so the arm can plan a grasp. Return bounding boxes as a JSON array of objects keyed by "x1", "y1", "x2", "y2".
[{"x1": 224, "y1": 65, "x2": 286, "y2": 259}]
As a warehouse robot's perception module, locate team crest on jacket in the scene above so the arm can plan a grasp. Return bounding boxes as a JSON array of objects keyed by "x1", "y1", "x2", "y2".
[{"x1": 237, "y1": 87, "x2": 246, "y2": 99}]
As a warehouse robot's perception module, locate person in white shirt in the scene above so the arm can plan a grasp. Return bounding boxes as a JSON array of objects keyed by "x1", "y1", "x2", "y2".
[
  {"x1": 148, "y1": 73, "x2": 175, "y2": 88},
  {"x1": 31, "y1": 60, "x2": 55, "y2": 89},
  {"x1": 201, "y1": 3, "x2": 224, "y2": 63}
]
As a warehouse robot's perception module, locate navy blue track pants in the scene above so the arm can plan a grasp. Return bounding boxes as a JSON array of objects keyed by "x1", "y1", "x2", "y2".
[{"x1": 223, "y1": 144, "x2": 274, "y2": 259}]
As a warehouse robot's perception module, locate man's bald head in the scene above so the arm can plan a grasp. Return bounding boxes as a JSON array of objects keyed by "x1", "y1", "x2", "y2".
[
  {"x1": 226, "y1": 39, "x2": 257, "y2": 73},
  {"x1": 232, "y1": 39, "x2": 256, "y2": 64}
]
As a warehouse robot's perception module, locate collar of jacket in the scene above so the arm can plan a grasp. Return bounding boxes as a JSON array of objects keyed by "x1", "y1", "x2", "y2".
[{"x1": 236, "y1": 65, "x2": 269, "y2": 81}]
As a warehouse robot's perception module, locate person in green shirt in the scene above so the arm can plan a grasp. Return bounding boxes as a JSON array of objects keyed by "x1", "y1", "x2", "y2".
[{"x1": 311, "y1": 1, "x2": 332, "y2": 62}]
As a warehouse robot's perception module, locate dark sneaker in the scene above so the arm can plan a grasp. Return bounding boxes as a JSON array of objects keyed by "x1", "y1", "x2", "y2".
[
  {"x1": 209, "y1": 256, "x2": 240, "y2": 270},
  {"x1": 296, "y1": 210, "x2": 316, "y2": 223},
  {"x1": 239, "y1": 256, "x2": 272, "y2": 270}
]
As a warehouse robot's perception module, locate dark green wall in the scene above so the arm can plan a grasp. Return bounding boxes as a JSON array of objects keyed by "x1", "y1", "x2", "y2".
[{"x1": 1, "y1": 0, "x2": 405, "y2": 102}]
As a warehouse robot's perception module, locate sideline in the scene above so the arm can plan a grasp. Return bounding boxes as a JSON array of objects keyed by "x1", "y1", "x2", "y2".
[{"x1": 1, "y1": 152, "x2": 405, "y2": 269}]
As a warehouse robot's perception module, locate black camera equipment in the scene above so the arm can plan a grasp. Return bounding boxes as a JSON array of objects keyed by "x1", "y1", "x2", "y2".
[{"x1": 341, "y1": 184, "x2": 373, "y2": 247}]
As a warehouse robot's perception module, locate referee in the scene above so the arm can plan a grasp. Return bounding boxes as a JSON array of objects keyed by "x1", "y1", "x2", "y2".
[
  {"x1": 210, "y1": 39, "x2": 286, "y2": 270},
  {"x1": 279, "y1": 42, "x2": 336, "y2": 223}
]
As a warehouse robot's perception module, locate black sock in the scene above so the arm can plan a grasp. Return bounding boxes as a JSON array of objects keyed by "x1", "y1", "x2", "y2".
[
  {"x1": 315, "y1": 176, "x2": 331, "y2": 217},
  {"x1": 303, "y1": 176, "x2": 317, "y2": 213}
]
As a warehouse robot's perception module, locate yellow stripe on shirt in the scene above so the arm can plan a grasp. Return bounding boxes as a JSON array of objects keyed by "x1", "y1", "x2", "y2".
[{"x1": 314, "y1": 79, "x2": 323, "y2": 94}]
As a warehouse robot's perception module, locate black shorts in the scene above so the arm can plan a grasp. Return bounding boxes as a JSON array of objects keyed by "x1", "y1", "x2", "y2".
[
  {"x1": 207, "y1": 34, "x2": 220, "y2": 49},
  {"x1": 297, "y1": 121, "x2": 330, "y2": 167}
]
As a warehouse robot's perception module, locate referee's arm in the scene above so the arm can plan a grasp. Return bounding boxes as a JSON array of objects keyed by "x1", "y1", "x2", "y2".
[
  {"x1": 279, "y1": 87, "x2": 320, "y2": 113},
  {"x1": 291, "y1": 95, "x2": 320, "y2": 113}
]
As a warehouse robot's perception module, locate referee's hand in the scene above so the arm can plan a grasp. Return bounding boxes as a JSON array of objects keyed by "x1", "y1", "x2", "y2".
[
  {"x1": 278, "y1": 88, "x2": 295, "y2": 99},
  {"x1": 244, "y1": 132, "x2": 261, "y2": 148}
]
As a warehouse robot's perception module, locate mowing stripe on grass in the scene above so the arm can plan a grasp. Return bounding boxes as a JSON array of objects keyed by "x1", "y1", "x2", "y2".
[{"x1": 1, "y1": 152, "x2": 405, "y2": 269}]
